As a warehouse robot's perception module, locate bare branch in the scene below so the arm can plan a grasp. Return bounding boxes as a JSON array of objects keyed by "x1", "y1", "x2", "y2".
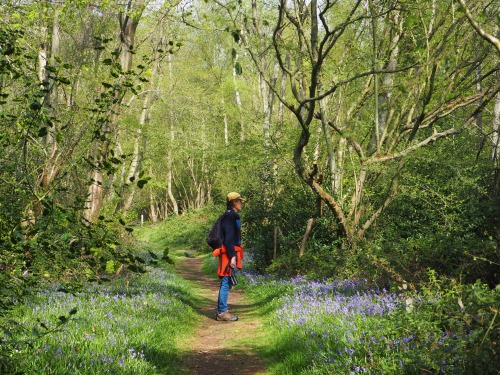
[
  {"x1": 303, "y1": 63, "x2": 418, "y2": 105},
  {"x1": 366, "y1": 128, "x2": 460, "y2": 165}
]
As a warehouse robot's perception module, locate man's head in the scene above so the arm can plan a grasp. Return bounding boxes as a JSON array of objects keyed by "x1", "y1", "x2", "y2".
[{"x1": 226, "y1": 192, "x2": 243, "y2": 210}]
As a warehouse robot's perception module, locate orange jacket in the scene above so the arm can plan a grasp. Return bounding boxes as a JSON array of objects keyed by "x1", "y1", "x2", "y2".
[{"x1": 212, "y1": 245, "x2": 244, "y2": 277}]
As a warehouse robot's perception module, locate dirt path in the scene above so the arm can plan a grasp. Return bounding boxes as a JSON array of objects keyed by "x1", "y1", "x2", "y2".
[{"x1": 175, "y1": 255, "x2": 267, "y2": 375}]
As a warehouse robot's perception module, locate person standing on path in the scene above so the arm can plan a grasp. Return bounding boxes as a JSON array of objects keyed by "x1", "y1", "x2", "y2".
[{"x1": 215, "y1": 192, "x2": 244, "y2": 322}]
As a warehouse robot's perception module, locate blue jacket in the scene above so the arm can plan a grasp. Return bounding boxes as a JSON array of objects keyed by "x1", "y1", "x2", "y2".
[{"x1": 221, "y1": 208, "x2": 241, "y2": 259}]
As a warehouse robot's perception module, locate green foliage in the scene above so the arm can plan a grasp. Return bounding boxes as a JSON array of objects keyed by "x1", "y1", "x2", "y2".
[
  {"x1": 243, "y1": 182, "x2": 316, "y2": 271},
  {"x1": 0, "y1": 203, "x2": 146, "y2": 314},
  {"x1": 243, "y1": 180, "x2": 358, "y2": 278},
  {"x1": 369, "y1": 137, "x2": 500, "y2": 286}
]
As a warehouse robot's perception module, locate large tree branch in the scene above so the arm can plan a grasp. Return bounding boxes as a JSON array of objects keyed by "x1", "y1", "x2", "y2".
[
  {"x1": 400, "y1": 79, "x2": 500, "y2": 136},
  {"x1": 357, "y1": 162, "x2": 403, "y2": 238},
  {"x1": 310, "y1": 179, "x2": 352, "y2": 241},
  {"x1": 302, "y1": 63, "x2": 418, "y2": 105},
  {"x1": 458, "y1": 0, "x2": 500, "y2": 53},
  {"x1": 366, "y1": 128, "x2": 460, "y2": 165},
  {"x1": 407, "y1": 63, "x2": 437, "y2": 144}
]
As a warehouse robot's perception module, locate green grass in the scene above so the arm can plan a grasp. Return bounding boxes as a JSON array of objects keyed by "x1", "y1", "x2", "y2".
[{"x1": 133, "y1": 205, "x2": 222, "y2": 253}]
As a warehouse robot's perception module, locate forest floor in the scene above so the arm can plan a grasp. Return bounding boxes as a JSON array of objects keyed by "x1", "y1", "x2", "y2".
[{"x1": 175, "y1": 254, "x2": 267, "y2": 375}]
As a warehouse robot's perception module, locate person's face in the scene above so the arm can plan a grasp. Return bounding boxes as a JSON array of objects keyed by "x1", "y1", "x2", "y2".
[{"x1": 233, "y1": 199, "x2": 243, "y2": 211}]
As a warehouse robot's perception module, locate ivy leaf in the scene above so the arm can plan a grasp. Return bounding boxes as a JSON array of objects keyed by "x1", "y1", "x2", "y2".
[
  {"x1": 58, "y1": 77, "x2": 71, "y2": 85},
  {"x1": 30, "y1": 101, "x2": 41, "y2": 110},
  {"x1": 38, "y1": 127, "x2": 48, "y2": 137},
  {"x1": 137, "y1": 178, "x2": 150, "y2": 189},
  {"x1": 232, "y1": 29, "x2": 241, "y2": 43},
  {"x1": 234, "y1": 62, "x2": 243, "y2": 75}
]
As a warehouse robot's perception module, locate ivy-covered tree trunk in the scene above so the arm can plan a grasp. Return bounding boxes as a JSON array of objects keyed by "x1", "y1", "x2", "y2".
[
  {"x1": 84, "y1": 0, "x2": 147, "y2": 222},
  {"x1": 32, "y1": 1, "x2": 60, "y2": 220}
]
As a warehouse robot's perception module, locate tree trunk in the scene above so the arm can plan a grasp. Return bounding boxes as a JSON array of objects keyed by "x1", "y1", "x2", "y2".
[
  {"x1": 493, "y1": 91, "x2": 500, "y2": 164},
  {"x1": 119, "y1": 46, "x2": 161, "y2": 217},
  {"x1": 299, "y1": 218, "x2": 315, "y2": 257},
  {"x1": 167, "y1": 54, "x2": 179, "y2": 215},
  {"x1": 493, "y1": 89, "x2": 500, "y2": 194},
  {"x1": 233, "y1": 51, "x2": 244, "y2": 141},
  {"x1": 277, "y1": 54, "x2": 289, "y2": 124},
  {"x1": 149, "y1": 167, "x2": 158, "y2": 223},
  {"x1": 222, "y1": 92, "x2": 229, "y2": 146},
  {"x1": 120, "y1": 127, "x2": 143, "y2": 215},
  {"x1": 33, "y1": 2, "x2": 60, "y2": 220},
  {"x1": 83, "y1": 0, "x2": 146, "y2": 222}
]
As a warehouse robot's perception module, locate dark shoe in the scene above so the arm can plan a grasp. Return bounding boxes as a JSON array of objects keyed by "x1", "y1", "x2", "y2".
[{"x1": 216, "y1": 311, "x2": 238, "y2": 321}]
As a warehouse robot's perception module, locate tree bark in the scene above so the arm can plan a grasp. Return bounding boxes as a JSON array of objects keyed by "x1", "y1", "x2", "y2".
[
  {"x1": 493, "y1": 91, "x2": 500, "y2": 164},
  {"x1": 33, "y1": 2, "x2": 60, "y2": 219},
  {"x1": 167, "y1": 54, "x2": 179, "y2": 215},
  {"x1": 233, "y1": 51, "x2": 244, "y2": 141},
  {"x1": 299, "y1": 218, "x2": 315, "y2": 257},
  {"x1": 84, "y1": 0, "x2": 147, "y2": 222},
  {"x1": 149, "y1": 167, "x2": 158, "y2": 223}
]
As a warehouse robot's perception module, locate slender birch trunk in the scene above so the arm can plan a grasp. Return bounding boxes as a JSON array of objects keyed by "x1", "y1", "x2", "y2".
[
  {"x1": 167, "y1": 54, "x2": 179, "y2": 215},
  {"x1": 148, "y1": 166, "x2": 158, "y2": 223},
  {"x1": 233, "y1": 52, "x2": 244, "y2": 141},
  {"x1": 493, "y1": 88, "x2": 500, "y2": 194}
]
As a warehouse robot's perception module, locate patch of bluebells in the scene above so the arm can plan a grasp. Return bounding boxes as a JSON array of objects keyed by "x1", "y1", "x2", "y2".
[
  {"x1": 6, "y1": 266, "x2": 194, "y2": 374},
  {"x1": 243, "y1": 272, "x2": 473, "y2": 374}
]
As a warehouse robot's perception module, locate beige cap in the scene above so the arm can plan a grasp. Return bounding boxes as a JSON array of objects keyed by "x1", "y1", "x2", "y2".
[{"x1": 226, "y1": 192, "x2": 243, "y2": 201}]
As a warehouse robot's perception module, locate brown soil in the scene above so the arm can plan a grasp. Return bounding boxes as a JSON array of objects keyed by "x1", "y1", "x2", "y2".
[{"x1": 175, "y1": 255, "x2": 267, "y2": 375}]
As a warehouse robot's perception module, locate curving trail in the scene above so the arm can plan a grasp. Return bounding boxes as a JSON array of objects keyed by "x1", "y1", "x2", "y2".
[{"x1": 175, "y1": 255, "x2": 267, "y2": 375}]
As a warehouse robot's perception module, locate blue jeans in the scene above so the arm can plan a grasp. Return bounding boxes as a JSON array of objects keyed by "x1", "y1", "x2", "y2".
[{"x1": 217, "y1": 276, "x2": 233, "y2": 314}]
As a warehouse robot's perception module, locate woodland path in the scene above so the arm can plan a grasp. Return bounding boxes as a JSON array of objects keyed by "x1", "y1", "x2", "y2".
[{"x1": 175, "y1": 254, "x2": 267, "y2": 375}]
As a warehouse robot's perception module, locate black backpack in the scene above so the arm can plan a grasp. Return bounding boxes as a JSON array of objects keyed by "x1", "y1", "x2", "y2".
[{"x1": 206, "y1": 211, "x2": 228, "y2": 250}]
